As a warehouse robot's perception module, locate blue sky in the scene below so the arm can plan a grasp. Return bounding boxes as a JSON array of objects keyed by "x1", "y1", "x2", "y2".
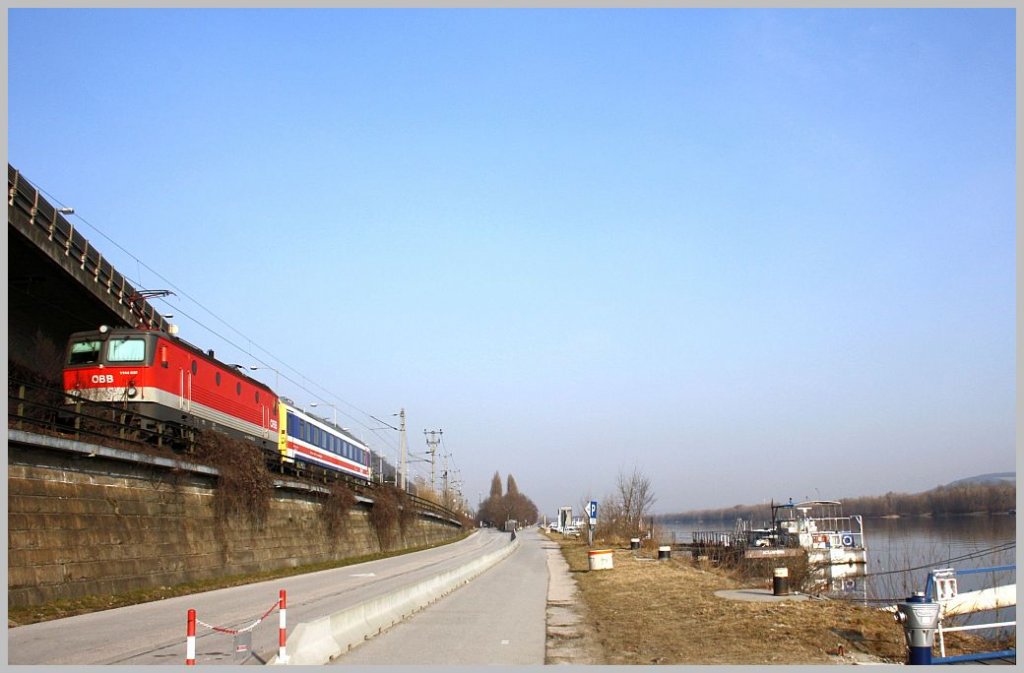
[{"x1": 8, "y1": 8, "x2": 1015, "y2": 516}]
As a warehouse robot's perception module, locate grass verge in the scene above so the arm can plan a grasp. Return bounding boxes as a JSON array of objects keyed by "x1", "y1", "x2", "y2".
[{"x1": 550, "y1": 535, "x2": 997, "y2": 665}]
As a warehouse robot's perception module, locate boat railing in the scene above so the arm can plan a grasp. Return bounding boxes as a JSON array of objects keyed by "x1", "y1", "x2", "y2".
[
  {"x1": 776, "y1": 513, "x2": 865, "y2": 548},
  {"x1": 925, "y1": 564, "x2": 1016, "y2": 664},
  {"x1": 691, "y1": 530, "x2": 744, "y2": 546}
]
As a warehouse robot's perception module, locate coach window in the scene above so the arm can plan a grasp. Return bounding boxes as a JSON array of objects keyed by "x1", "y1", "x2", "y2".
[
  {"x1": 108, "y1": 338, "x2": 146, "y2": 363},
  {"x1": 191, "y1": 360, "x2": 198, "y2": 376},
  {"x1": 255, "y1": 391, "x2": 260, "y2": 403},
  {"x1": 236, "y1": 382, "x2": 242, "y2": 395},
  {"x1": 215, "y1": 373, "x2": 221, "y2": 386}
]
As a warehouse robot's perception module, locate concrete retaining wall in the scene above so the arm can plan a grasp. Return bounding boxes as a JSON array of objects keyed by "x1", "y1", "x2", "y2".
[{"x1": 8, "y1": 431, "x2": 463, "y2": 608}]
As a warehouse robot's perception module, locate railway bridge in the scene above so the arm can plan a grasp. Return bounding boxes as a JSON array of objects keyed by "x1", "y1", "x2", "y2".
[
  {"x1": 8, "y1": 163, "x2": 169, "y2": 378},
  {"x1": 7, "y1": 165, "x2": 469, "y2": 613}
]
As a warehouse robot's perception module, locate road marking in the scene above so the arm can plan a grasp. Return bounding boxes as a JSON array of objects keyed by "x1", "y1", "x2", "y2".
[
  {"x1": 501, "y1": 640, "x2": 510, "y2": 645},
  {"x1": 351, "y1": 573, "x2": 376, "y2": 577}
]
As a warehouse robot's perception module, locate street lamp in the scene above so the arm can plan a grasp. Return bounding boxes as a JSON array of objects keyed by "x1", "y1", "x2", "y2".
[
  {"x1": 245, "y1": 365, "x2": 280, "y2": 390},
  {"x1": 309, "y1": 402, "x2": 338, "y2": 426}
]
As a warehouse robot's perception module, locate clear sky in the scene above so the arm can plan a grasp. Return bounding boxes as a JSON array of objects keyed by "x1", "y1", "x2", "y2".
[{"x1": 7, "y1": 8, "x2": 1016, "y2": 517}]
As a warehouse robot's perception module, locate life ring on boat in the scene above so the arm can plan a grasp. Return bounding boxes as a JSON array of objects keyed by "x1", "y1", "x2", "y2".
[{"x1": 841, "y1": 534, "x2": 854, "y2": 546}]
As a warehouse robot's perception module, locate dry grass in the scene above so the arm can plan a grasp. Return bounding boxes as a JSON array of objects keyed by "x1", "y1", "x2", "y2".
[{"x1": 554, "y1": 537, "x2": 995, "y2": 665}]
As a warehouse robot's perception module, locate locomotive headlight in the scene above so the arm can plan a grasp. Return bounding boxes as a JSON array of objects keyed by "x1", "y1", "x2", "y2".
[{"x1": 127, "y1": 384, "x2": 138, "y2": 398}]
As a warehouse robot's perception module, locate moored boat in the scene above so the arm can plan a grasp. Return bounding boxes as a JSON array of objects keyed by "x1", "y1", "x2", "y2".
[{"x1": 771, "y1": 499, "x2": 868, "y2": 569}]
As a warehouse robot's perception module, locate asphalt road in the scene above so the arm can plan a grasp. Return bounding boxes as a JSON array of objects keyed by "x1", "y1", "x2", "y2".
[
  {"x1": 330, "y1": 527, "x2": 549, "y2": 665},
  {"x1": 7, "y1": 528, "x2": 511, "y2": 665}
]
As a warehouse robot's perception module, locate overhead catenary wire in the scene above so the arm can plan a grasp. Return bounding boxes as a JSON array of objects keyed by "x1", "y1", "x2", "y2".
[
  {"x1": 861, "y1": 541, "x2": 1016, "y2": 579},
  {"x1": 28, "y1": 177, "x2": 402, "y2": 457},
  {"x1": 830, "y1": 540, "x2": 1016, "y2": 604}
]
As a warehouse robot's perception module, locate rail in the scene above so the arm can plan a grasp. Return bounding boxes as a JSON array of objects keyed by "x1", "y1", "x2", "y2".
[
  {"x1": 8, "y1": 375, "x2": 461, "y2": 524},
  {"x1": 925, "y1": 565, "x2": 1016, "y2": 664}
]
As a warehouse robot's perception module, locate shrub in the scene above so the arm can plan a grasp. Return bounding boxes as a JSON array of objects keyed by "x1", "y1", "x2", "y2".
[
  {"x1": 320, "y1": 481, "x2": 357, "y2": 543},
  {"x1": 369, "y1": 485, "x2": 402, "y2": 550},
  {"x1": 193, "y1": 433, "x2": 272, "y2": 528}
]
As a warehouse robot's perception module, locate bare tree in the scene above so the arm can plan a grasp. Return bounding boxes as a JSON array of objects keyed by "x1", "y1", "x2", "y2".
[{"x1": 611, "y1": 466, "x2": 656, "y2": 539}]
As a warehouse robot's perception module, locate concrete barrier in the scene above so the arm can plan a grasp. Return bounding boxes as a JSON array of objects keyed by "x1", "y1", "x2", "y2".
[{"x1": 271, "y1": 537, "x2": 520, "y2": 665}]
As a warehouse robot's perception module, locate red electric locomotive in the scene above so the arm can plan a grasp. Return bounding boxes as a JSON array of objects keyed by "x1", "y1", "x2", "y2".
[{"x1": 63, "y1": 325, "x2": 279, "y2": 447}]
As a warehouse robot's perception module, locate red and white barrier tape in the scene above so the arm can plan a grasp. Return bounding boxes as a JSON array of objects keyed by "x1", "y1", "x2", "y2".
[
  {"x1": 195, "y1": 598, "x2": 279, "y2": 635},
  {"x1": 185, "y1": 590, "x2": 288, "y2": 665}
]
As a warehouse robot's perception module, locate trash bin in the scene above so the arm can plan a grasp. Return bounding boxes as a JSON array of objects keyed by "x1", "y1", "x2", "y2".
[
  {"x1": 773, "y1": 567, "x2": 790, "y2": 596},
  {"x1": 588, "y1": 549, "x2": 614, "y2": 570}
]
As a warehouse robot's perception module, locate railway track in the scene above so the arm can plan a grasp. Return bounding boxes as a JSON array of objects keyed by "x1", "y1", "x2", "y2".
[{"x1": 8, "y1": 373, "x2": 460, "y2": 522}]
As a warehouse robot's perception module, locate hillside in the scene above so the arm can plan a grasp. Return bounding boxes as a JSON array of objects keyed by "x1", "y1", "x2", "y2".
[{"x1": 946, "y1": 472, "x2": 1015, "y2": 487}]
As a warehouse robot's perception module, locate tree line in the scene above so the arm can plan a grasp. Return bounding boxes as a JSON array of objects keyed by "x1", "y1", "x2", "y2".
[
  {"x1": 477, "y1": 472, "x2": 539, "y2": 527},
  {"x1": 661, "y1": 481, "x2": 1015, "y2": 525}
]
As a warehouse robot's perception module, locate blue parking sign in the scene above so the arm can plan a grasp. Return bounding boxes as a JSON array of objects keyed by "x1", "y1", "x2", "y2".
[{"x1": 589, "y1": 500, "x2": 597, "y2": 522}]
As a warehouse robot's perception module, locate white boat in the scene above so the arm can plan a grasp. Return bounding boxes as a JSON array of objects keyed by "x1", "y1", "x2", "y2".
[{"x1": 772, "y1": 499, "x2": 867, "y2": 569}]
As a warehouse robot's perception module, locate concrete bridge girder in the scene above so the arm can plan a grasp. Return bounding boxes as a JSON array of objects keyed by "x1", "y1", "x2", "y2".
[{"x1": 8, "y1": 164, "x2": 169, "y2": 375}]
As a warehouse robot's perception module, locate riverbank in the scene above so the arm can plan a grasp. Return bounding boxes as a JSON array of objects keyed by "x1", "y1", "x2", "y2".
[{"x1": 549, "y1": 535, "x2": 993, "y2": 665}]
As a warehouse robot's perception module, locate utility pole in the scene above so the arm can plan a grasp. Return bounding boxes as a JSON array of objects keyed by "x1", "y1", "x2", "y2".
[
  {"x1": 399, "y1": 408, "x2": 407, "y2": 492},
  {"x1": 424, "y1": 429, "x2": 443, "y2": 493},
  {"x1": 442, "y1": 451, "x2": 450, "y2": 509}
]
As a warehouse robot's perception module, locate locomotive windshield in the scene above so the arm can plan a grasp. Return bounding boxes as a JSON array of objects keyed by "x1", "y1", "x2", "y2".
[
  {"x1": 66, "y1": 335, "x2": 149, "y2": 365},
  {"x1": 107, "y1": 337, "x2": 146, "y2": 362},
  {"x1": 68, "y1": 340, "x2": 102, "y2": 365}
]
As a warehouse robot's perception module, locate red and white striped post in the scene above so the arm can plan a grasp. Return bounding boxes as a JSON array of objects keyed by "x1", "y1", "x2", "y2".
[
  {"x1": 278, "y1": 589, "x2": 288, "y2": 663},
  {"x1": 185, "y1": 608, "x2": 197, "y2": 665}
]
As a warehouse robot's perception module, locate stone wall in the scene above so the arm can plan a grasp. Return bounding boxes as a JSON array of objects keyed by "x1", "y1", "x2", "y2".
[{"x1": 8, "y1": 437, "x2": 463, "y2": 608}]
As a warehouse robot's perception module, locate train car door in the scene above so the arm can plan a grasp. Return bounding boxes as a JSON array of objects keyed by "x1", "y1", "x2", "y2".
[{"x1": 179, "y1": 360, "x2": 194, "y2": 413}]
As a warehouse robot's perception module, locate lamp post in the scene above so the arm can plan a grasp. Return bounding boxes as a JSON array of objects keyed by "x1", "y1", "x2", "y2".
[
  {"x1": 246, "y1": 365, "x2": 280, "y2": 390},
  {"x1": 309, "y1": 402, "x2": 338, "y2": 426},
  {"x1": 397, "y1": 408, "x2": 407, "y2": 492}
]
